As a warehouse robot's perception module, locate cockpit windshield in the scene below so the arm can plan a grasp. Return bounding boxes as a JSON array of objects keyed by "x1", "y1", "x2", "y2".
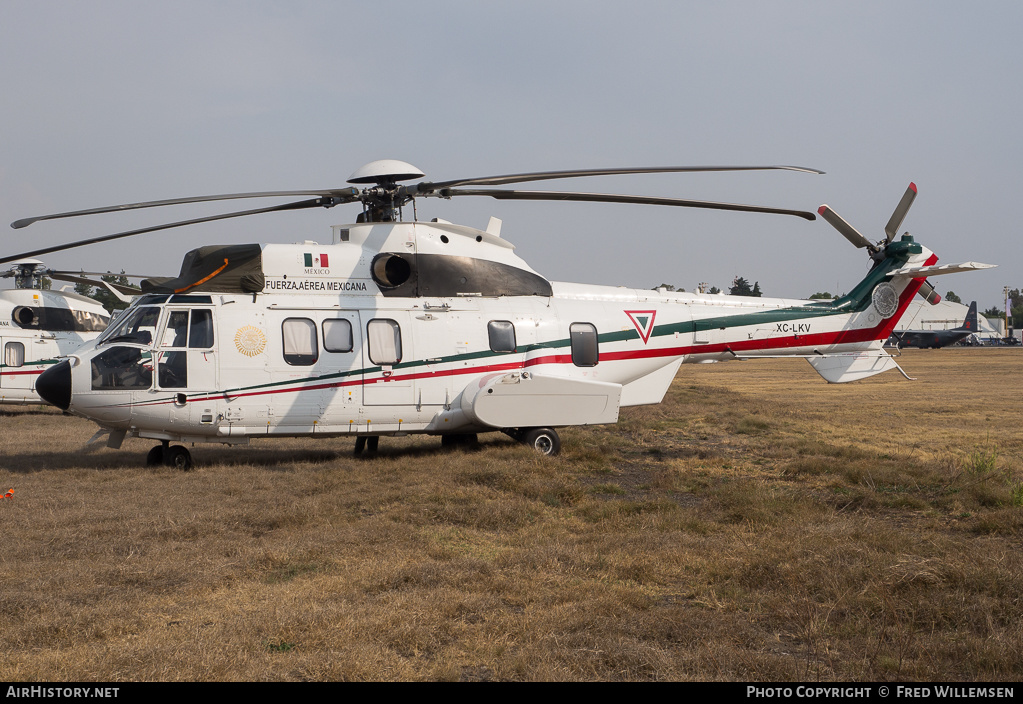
[{"x1": 97, "y1": 306, "x2": 161, "y2": 346}]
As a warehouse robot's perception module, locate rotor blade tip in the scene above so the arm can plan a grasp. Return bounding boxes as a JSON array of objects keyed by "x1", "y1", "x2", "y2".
[
  {"x1": 817, "y1": 205, "x2": 828, "y2": 215},
  {"x1": 909, "y1": 182, "x2": 917, "y2": 193}
]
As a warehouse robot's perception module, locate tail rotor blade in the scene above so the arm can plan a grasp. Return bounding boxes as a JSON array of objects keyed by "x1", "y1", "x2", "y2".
[
  {"x1": 884, "y1": 182, "x2": 917, "y2": 243},
  {"x1": 818, "y1": 205, "x2": 876, "y2": 250}
]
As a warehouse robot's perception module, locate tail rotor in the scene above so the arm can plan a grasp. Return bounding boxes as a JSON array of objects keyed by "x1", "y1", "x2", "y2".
[{"x1": 819, "y1": 182, "x2": 938, "y2": 303}]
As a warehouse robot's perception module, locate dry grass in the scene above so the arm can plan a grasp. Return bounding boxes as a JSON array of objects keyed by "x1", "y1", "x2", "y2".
[{"x1": 1, "y1": 348, "x2": 1020, "y2": 681}]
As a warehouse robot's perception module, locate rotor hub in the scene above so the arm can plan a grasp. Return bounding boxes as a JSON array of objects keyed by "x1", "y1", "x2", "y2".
[{"x1": 347, "y1": 160, "x2": 425, "y2": 186}]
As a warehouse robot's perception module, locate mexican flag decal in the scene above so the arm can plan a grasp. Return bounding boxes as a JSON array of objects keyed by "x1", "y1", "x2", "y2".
[
  {"x1": 625, "y1": 310, "x2": 657, "y2": 344},
  {"x1": 304, "y1": 252, "x2": 329, "y2": 268}
]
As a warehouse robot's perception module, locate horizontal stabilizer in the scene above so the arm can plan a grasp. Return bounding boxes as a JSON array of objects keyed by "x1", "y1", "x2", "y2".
[
  {"x1": 806, "y1": 349, "x2": 909, "y2": 384},
  {"x1": 887, "y1": 261, "x2": 996, "y2": 278}
]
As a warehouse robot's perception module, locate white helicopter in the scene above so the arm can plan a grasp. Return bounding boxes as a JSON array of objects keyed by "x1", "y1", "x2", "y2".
[
  {"x1": 6, "y1": 160, "x2": 993, "y2": 468},
  {"x1": 0, "y1": 260, "x2": 144, "y2": 404}
]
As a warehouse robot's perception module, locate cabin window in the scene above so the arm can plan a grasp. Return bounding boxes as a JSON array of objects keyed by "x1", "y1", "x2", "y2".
[
  {"x1": 4, "y1": 342, "x2": 25, "y2": 368},
  {"x1": 323, "y1": 319, "x2": 354, "y2": 353},
  {"x1": 282, "y1": 318, "x2": 319, "y2": 366},
  {"x1": 570, "y1": 323, "x2": 599, "y2": 367},
  {"x1": 367, "y1": 319, "x2": 402, "y2": 365},
  {"x1": 488, "y1": 320, "x2": 517, "y2": 353}
]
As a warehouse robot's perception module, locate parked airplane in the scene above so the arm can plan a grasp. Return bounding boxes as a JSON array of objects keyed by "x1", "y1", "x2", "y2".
[
  {"x1": 889, "y1": 301, "x2": 979, "y2": 349},
  {"x1": 6, "y1": 161, "x2": 994, "y2": 468}
]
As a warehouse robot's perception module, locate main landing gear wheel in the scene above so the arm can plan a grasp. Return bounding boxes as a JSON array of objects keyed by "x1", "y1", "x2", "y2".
[
  {"x1": 520, "y1": 427, "x2": 561, "y2": 457},
  {"x1": 164, "y1": 445, "x2": 192, "y2": 470},
  {"x1": 441, "y1": 433, "x2": 479, "y2": 450},
  {"x1": 353, "y1": 436, "x2": 379, "y2": 456},
  {"x1": 147, "y1": 443, "x2": 192, "y2": 470}
]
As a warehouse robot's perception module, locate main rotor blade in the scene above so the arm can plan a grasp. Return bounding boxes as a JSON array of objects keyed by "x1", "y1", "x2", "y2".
[
  {"x1": 0, "y1": 197, "x2": 326, "y2": 266},
  {"x1": 818, "y1": 205, "x2": 876, "y2": 250},
  {"x1": 416, "y1": 165, "x2": 824, "y2": 193},
  {"x1": 11, "y1": 188, "x2": 359, "y2": 229},
  {"x1": 439, "y1": 188, "x2": 818, "y2": 221},
  {"x1": 884, "y1": 182, "x2": 917, "y2": 243},
  {"x1": 48, "y1": 273, "x2": 142, "y2": 295},
  {"x1": 48, "y1": 269, "x2": 154, "y2": 278}
]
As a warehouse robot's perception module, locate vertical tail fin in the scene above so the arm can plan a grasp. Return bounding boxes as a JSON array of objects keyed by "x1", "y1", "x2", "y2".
[{"x1": 957, "y1": 301, "x2": 978, "y2": 331}]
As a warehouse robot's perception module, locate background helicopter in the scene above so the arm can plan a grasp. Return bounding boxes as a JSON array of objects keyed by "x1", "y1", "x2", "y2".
[
  {"x1": 7, "y1": 161, "x2": 992, "y2": 468},
  {"x1": 0, "y1": 260, "x2": 147, "y2": 405}
]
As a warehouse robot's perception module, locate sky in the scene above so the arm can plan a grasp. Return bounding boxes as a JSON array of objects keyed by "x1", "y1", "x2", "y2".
[{"x1": 1, "y1": 1, "x2": 1019, "y2": 311}]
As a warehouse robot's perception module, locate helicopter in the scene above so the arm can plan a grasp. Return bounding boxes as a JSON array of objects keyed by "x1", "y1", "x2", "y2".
[
  {"x1": 6, "y1": 160, "x2": 993, "y2": 468},
  {"x1": 0, "y1": 260, "x2": 146, "y2": 404}
]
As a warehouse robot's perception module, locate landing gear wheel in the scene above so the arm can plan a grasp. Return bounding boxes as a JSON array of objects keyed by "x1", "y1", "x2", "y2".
[
  {"x1": 146, "y1": 445, "x2": 164, "y2": 466},
  {"x1": 164, "y1": 445, "x2": 192, "y2": 471},
  {"x1": 354, "y1": 436, "x2": 379, "y2": 456},
  {"x1": 521, "y1": 427, "x2": 561, "y2": 456},
  {"x1": 441, "y1": 433, "x2": 479, "y2": 449}
]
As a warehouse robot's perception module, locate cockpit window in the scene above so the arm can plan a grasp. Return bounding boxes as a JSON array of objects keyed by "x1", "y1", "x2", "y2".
[
  {"x1": 189, "y1": 309, "x2": 214, "y2": 348},
  {"x1": 158, "y1": 309, "x2": 215, "y2": 350},
  {"x1": 91, "y1": 346, "x2": 153, "y2": 390},
  {"x1": 99, "y1": 306, "x2": 160, "y2": 346},
  {"x1": 164, "y1": 311, "x2": 189, "y2": 347}
]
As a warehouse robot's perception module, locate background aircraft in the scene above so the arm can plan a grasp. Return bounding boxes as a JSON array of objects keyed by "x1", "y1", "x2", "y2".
[{"x1": 889, "y1": 301, "x2": 978, "y2": 349}]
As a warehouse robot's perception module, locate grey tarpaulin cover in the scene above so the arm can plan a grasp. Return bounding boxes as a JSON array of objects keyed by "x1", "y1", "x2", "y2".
[{"x1": 140, "y1": 244, "x2": 264, "y2": 294}]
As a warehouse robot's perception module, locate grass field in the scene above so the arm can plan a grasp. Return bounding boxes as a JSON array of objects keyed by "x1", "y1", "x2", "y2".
[{"x1": 1, "y1": 348, "x2": 1020, "y2": 681}]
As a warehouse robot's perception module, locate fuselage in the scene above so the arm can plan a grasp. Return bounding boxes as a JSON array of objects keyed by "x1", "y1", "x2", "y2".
[{"x1": 36, "y1": 220, "x2": 934, "y2": 446}]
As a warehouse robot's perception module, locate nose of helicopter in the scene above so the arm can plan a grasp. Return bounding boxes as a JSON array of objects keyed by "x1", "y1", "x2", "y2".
[{"x1": 36, "y1": 360, "x2": 72, "y2": 411}]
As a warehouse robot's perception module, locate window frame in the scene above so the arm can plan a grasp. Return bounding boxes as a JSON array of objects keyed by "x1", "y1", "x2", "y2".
[
  {"x1": 569, "y1": 322, "x2": 599, "y2": 367},
  {"x1": 4, "y1": 341, "x2": 25, "y2": 368},
  {"x1": 322, "y1": 318, "x2": 354, "y2": 353},
  {"x1": 367, "y1": 318, "x2": 402, "y2": 366},
  {"x1": 487, "y1": 320, "x2": 517, "y2": 354},
  {"x1": 282, "y1": 317, "x2": 319, "y2": 366}
]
